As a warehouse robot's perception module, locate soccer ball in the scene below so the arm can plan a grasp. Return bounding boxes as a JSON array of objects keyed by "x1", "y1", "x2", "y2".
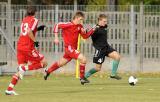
[{"x1": 128, "y1": 76, "x2": 138, "y2": 86}]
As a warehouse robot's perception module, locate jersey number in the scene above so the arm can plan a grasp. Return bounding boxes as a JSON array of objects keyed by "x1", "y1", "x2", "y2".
[
  {"x1": 98, "y1": 58, "x2": 103, "y2": 63},
  {"x1": 21, "y1": 23, "x2": 29, "y2": 36}
]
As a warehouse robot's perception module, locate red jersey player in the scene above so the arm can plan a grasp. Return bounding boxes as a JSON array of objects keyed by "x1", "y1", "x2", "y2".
[
  {"x1": 5, "y1": 7, "x2": 47, "y2": 95},
  {"x1": 44, "y1": 11, "x2": 97, "y2": 85}
]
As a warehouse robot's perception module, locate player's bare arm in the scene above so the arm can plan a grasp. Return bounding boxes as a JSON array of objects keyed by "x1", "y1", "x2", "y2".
[
  {"x1": 28, "y1": 30, "x2": 39, "y2": 47},
  {"x1": 28, "y1": 30, "x2": 36, "y2": 42},
  {"x1": 54, "y1": 32, "x2": 59, "y2": 44}
]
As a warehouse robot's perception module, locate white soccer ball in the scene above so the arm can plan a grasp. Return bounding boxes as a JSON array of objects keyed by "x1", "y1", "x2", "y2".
[{"x1": 128, "y1": 76, "x2": 138, "y2": 86}]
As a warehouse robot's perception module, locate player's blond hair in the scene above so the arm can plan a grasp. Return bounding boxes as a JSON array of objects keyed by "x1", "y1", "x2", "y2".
[
  {"x1": 98, "y1": 14, "x2": 107, "y2": 21},
  {"x1": 73, "y1": 11, "x2": 85, "y2": 19}
]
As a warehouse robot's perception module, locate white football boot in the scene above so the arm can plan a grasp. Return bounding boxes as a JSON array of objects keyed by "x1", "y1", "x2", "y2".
[{"x1": 5, "y1": 90, "x2": 19, "y2": 95}]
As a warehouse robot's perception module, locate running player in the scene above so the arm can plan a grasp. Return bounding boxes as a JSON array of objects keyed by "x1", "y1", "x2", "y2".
[
  {"x1": 85, "y1": 14, "x2": 121, "y2": 81},
  {"x1": 5, "y1": 6, "x2": 47, "y2": 95},
  {"x1": 44, "y1": 11, "x2": 96, "y2": 85}
]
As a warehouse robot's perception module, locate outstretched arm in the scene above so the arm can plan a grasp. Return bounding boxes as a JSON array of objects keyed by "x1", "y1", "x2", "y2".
[{"x1": 80, "y1": 25, "x2": 99, "y2": 39}]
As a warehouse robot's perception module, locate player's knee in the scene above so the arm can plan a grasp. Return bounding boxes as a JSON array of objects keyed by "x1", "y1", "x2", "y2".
[
  {"x1": 58, "y1": 60, "x2": 68, "y2": 67},
  {"x1": 58, "y1": 62, "x2": 63, "y2": 67},
  {"x1": 95, "y1": 67, "x2": 101, "y2": 71},
  {"x1": 117, "y1": 54, "x2": 121, "y2": 60},
  {"x1": 58, "y1": 62, "x2": 62, "y2": 67},
  {"x1": 80, "y1": 56, "x2": 87, "y2": 64},
  {"x1": 115, "y1": 54, "x2": 121, "y2": 61},
  {"x1": 44, "y1": 62, "x2": 48, "y2": 68},
  {"x1": 95, "y1": 64, "x2": 102, "y2": 71},
  {"x1": 41, "y1": 61, "x2": 48, "y2": 68}
]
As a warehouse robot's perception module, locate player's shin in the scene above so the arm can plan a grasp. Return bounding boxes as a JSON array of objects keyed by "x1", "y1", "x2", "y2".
[
  {"x1": 7, "y1": 74, "x2": 19, "y2": 91},
  {"x1": 44, "y1": 62, "x2": 59, "y2": 80},
  {"x1": 111, "y1": 60, "x2": 120, "y2": 76},
  {"x1": 47, "y1": 62, "x2": 59, "y2": 74},
  {"x1": 85, "y1": 68, "x2": 98, "y2": 78},
  {"x1": 79, "y1": 63, "x2": 90, "y2": 85},
  {"x1": 79, "y1": 64, "x2": 85, "y2": 79}
]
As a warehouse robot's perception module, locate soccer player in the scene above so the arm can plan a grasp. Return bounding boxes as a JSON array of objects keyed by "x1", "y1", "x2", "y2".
[
  {"x1": 5, "y1": 7, "x2": 47, "y2": 95},
  {"x1": 44, "y1": 11, "x2": 96, "y2": 85},
  {"x1": 85, "y1": 14, "x2": 121, "y2": 81}
]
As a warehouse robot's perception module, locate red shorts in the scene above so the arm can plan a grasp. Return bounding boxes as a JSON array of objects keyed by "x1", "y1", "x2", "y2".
[
  {"x1": 63, "y1": 46, "x2": 80, "y2": 61},
  {"x1": 17, "y1": 49, "x2": 44, "y2": 65}
]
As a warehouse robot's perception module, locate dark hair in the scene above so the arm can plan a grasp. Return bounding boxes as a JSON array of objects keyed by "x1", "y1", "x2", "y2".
[
  {"x1": 73, "y1": 11, "x2": 85, "y2": 19},
  {"x1": 26, "y1": 6, "x2": 37, "y2": 16},
  {"x1": 98, "y1": 14, "x2": 107, "y2": 21}
]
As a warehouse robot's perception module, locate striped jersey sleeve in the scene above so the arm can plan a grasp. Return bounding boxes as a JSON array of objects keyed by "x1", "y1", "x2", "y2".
[{"x1": 53, "y1": 22, "x2": 72, "y2": 33}]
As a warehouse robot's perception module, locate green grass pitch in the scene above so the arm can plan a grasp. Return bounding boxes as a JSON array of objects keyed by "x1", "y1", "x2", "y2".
[{"x1": 0, "y1": 74, "x2": 160, "y2": 102}]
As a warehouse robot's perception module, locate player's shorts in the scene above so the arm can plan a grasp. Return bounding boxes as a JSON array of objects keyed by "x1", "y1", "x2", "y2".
[
  {"x1": 63, "y1": 45, "x2": 80, "y2": 62},
  {"x1": 17, "y1": 49, "x2": 44, "y2": 65},
  {"x1": 93, "y1": 45, "x2": 115, "y2": 64}
]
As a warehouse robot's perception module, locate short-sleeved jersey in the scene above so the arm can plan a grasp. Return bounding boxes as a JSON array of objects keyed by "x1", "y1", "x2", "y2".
[
  {"x1": 53, "y1": 22, "x2": 94, "y2": 49},
  {"x1": 17, "y1": 16, "x2": 38, "y2": 51}
]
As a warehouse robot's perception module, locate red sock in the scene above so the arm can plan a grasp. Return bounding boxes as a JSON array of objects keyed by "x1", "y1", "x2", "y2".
[
  {"x1": 80, "y1": 64, "x2": 85, "y2": 79},
  {"x1": 47, "y1": 62, "x2": 59, "y2": 73},
  {"x1": 7, "y1": 74, "x2": 19, "y2": 91},
  {"x1": 28, "y1": 63, "x2": 43, "y2": 70}
]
